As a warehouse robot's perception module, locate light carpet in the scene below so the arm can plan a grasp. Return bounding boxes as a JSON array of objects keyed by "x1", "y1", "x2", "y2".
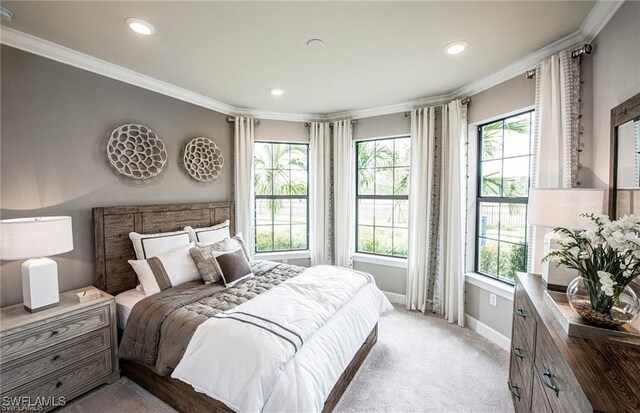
[{"x1": 59, "y1": 305, "x2": 513, "y2": 413}]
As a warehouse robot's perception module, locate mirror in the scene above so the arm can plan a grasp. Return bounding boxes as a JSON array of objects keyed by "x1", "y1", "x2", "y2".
[
  {"x1": 610, "y1": 92, "x2": 640, "y2": 218},
  {"x1": 617, "y1": 119, "x2": 640, "y2": 188}
]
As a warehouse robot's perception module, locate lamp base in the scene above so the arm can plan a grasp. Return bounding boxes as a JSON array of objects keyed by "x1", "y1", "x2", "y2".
[
  {"x1": 541, "y1": 232, "x2": 578, "y2": 291},
  {"x1": 22, "y1": 258, "x2": 60, "y2": 313}
]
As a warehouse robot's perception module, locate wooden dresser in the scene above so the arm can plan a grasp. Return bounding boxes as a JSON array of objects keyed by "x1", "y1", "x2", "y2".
[
  {"x1": 509, "y1": 273, "x2": 640, "y2": 412},
  {"x1": 0, "y1": 287, "x2": 119, "y2": 412}
]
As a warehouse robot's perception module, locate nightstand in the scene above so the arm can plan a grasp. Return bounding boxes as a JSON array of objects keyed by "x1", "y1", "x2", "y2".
[{"x1": 0, "y1": 287, "x2": 119, "y2": 412}]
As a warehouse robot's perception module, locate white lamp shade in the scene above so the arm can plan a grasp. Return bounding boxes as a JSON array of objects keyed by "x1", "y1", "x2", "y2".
[
  {"x1": 0, "y1": 216, "x2": 73, "y2": 260},
  {"x1": 527, "y1": 188, "x2": 606, "y2": 229}
]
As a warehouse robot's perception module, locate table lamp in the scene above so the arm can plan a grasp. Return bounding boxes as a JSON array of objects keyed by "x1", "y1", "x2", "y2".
[
  {"x1": 0, "y1": 216, "x2": 73, "y2": 312},
  {"x1": 528, "y1": 189, "x2": 606, "y2": 290}
]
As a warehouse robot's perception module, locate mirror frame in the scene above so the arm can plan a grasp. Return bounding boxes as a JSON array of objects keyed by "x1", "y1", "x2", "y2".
[{"x1": 609, "y1": 92, "x2": 640, "y2": 218}]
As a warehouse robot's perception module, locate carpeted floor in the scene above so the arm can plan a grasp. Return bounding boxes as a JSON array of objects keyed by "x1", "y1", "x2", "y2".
[{"x1": 59, "y1": 305, "x2": 513, "y2": 413}]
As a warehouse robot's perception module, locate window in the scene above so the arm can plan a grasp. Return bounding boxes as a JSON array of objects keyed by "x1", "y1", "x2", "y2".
[
  {"x1": 356, "y1": 137, "x2": 410, "y2": 258},
  {"x1": 476, "y1": 111, "x2": 533, "y2": 284},
  {"x1": 254, "y1": 142, "x2": 309, "y2": 253}
]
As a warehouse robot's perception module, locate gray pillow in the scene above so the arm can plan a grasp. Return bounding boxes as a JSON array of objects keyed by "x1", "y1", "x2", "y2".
[
  {"x1": 189, "y1": 235, "x2": 248, "y2": 284},
  {"x1": 214, "y1": 249, "x2": 254, "y2": 287}
]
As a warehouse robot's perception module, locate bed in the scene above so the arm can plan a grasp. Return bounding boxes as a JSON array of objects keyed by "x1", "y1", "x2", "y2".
[{"x1": 93, "y1": 202, "x2": 388, "y2": 413}]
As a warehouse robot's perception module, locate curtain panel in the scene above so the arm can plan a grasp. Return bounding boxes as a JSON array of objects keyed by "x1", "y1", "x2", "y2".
[
  {"x1": 527, "y1": 49, "x2": 581, "y2": 273},
  {"x1": 309, "y1": 122, "x2": 333, "y2": 265},
  {"x1": 333, "y1": 120, "x2": 354, "y2": 268},
  {"x1": 234, "y1": 116, "x2": 256, "y2": 256},
  {"x1": 406, "y1": 102, "x2": 467, "y2": 327}
]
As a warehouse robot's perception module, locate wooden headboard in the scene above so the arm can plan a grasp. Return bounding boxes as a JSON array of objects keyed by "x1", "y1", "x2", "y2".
[{"x1": 93, "y1": 202, "x2": 234, "y2": 296}]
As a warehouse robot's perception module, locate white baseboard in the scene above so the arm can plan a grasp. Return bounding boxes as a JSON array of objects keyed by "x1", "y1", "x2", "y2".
[
  {"x1": 382, "y1": 291, "x2": 406, "y2": 305},
  {"x1": 465, "y1": 314, "x2": 511, "y2": 351}
]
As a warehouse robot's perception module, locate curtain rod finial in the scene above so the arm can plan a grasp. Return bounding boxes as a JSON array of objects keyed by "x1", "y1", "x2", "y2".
[{"x1": 525, "y1": 69, "x2": 536, "y2": 79}]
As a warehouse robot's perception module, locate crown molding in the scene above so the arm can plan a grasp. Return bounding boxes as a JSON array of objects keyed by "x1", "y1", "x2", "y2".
[
  {"x1": 579, "y1": 0, "x2": 624, "y2": 43},
  {"x1": 0, "y1": 0, "x2": 622, "y2": 123}
]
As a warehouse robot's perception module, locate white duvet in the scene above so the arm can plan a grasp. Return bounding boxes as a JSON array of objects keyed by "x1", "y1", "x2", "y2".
[{"x1": 172, "y1": 265, "x2": 392, "y2": 413}]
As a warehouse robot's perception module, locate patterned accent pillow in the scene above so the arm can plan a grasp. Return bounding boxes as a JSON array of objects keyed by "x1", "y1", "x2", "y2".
[
  {"x1": 214, "y1": 249, "x2": 254, "y2": 287},
  {"x1": 128, "y1": 243, "x2": 200, "y2": 297},
  {"x1": 189, "y1": 235, "x2": 248, "y2": 284}
]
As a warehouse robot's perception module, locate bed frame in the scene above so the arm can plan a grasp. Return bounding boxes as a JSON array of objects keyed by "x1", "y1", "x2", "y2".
[{"x1": 93, "y1": 201, "x2": 377, "y2": 413}]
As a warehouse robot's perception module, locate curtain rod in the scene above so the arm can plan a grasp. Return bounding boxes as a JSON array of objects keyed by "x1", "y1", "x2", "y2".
[
  {"x1": 402, "y1": 97, "x2": 471, "y2": 117},
  {"x1": 525, "y1": 43, "x2": 592, "y2": 79},
  {"x1": 304, "y1": 120, "x2": 359, "y2": 128},
  {"x1": 226, "y1": 117, "x2": 261, "y2": 126}
]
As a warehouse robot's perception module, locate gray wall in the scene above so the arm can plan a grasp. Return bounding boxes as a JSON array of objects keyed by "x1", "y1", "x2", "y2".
[
  {"x1": 582, "y1": 0, "x2": 640, "y2": 189},
  {"x1": 468, "y1": 75, "x2": 534, "y2": 124},
  {"x1": 0, "y1": 45, "x2": 235, "y2": 306}
]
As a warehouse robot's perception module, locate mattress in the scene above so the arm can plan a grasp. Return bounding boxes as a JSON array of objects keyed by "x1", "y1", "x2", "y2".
[{"x1": 115, "y1": 288, "x2": 146, "y2": 329}]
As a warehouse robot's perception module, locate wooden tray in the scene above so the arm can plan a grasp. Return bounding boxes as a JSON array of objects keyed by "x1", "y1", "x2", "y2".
[{"x1": 543, "y1": 290, "x2": 640, "y2": 349}]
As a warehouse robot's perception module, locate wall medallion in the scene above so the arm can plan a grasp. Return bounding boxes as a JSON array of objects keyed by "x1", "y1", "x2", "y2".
[
  {"x1": 106, "y1": 124, "x2": 167, "y2": 180},
  {"x1": 182, "y1": 137, "x2": 224, "y2": 182}
]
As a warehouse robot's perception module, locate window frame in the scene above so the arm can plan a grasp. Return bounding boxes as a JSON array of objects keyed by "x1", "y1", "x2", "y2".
[
  {"x1": 253, "y1": 141, "x2": 310, "y2": 254},
  {"x1": 354, "y1": 135, "x2": 411, "y2": 259},
  {"x1": 474, "y1": 110, "x2": 534, "y2": 285}
]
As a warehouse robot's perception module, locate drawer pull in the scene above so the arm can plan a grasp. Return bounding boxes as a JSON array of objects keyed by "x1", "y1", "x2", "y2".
[
  {"x1": 542, "y1": 369, "x2": 559, "y2": 397},
  {"x1": 56, "y1": 381, "x2": 63, "y2": 389},
  {"x1": 52, "y1": 355, "x2": 60, "y2": 362},
  {"x1": 50, "y1": 330, "x2": 59, "y2": 338},
  {"x1": 513, "y1": 347, "x2": 524, "y2": 359},
  {"x1": 516, "y1": 308, "x2": 527, "y2": 319},
  {"x1": 510, "y1": 384, "x2": 521, "y2": 400}
]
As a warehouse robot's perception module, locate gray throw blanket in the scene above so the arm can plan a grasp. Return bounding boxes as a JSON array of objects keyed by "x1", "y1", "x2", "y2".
[{"x1": 117, "y1": 260, "x2": 306, "y2": 375}]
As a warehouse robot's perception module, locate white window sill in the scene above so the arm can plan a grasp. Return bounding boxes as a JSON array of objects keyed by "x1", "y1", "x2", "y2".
[
  {"x1": 353, "y1": 253, "x2": 408, "y2": 269},
  {"x1": 465, "y1": 272, "x2": 514, "y2": 301},
  {"x1": 254, "y1": 250, "x2": 311, "y2": 261}
]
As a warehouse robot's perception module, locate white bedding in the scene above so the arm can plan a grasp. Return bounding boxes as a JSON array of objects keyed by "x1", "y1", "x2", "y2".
[
  {"x1": 114, "y1": 288, "x2": 146, "y2": 329},
  {"x1": 172, "y1": 265, "x2": 392, "y2": 413}
]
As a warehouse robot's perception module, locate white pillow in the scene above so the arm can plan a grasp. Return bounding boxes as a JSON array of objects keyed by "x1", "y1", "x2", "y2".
[
  {"x1": 185, "y1": 220, "x2": 230, "y2": 244},
  {"x1": 129, "y1": 229, "x2": 191, "y2": 260},
  {"x1": 128, "y1": 243, "x2": 200, "y2": 297}
]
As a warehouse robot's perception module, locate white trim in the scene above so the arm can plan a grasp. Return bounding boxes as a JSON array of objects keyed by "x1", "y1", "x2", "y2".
[
  {"x1": 465, "y1": 272, "x2": 514, "y2": 301},
  {"x1": 580, "y1": 0, "x2": 624, "y2": 43},
  {"x1": 465, "y1": 314, "x2": 511, "y2": 351},
  {"x1": 254, "y1": 250, "x2": 311, "y2": 262},
  {"x1": 353, "y1": 253, "x2": 408, "y2": 269},
  {"x1": 382, "y1": 291, "x2": 406, "y2": 305},
  {"x1": 0, "y1": 1, "x2": 617, "y2": 122}
]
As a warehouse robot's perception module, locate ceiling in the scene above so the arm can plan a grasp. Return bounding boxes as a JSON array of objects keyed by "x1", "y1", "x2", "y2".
[{"x1": 2, "y1": 1, "x2": 596, "y2": 116}]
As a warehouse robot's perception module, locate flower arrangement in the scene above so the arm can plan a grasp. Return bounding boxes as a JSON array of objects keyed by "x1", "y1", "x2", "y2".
[{"x1": 543, "y1": 214, "x2": 640, "y2": 326}]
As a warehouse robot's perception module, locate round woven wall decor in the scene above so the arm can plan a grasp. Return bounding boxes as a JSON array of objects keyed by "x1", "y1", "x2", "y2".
[
  {"x1": 106, "y1": 124, "x2": 167, "y2": 180},
  {"x1": 183, "y1": 137, "x2": 224, "y2": 182}
]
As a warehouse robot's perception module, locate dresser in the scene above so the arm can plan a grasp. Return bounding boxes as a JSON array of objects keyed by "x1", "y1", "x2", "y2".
[
  {"x1": 0, "y1": 287, "x2": 119, "y2": 412},
  {"x1": 509, "y1": 273, "x2": 640, "y2": 413}
]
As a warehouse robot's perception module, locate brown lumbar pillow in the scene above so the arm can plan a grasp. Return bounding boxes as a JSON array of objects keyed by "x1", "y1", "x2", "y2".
[{"x1": 214, "y1": 249, "x2": 254, "y2": 287}]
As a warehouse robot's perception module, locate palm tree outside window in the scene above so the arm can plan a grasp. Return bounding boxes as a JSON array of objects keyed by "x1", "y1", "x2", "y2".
[
  {"x1": 254, "y1": 142, "x2": 309, "y2": 253},
  {"x1": 356, "y1": 136, "x2": 411, "y2": 258},
  {"x1": 476, "y1": 110, "x2": 533, "y2": 284}
]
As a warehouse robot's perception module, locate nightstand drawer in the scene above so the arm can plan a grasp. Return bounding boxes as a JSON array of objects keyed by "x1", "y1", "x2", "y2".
[
  {"x1": 1, "y1": 304, "x2": 110, "y2": 363},
  {"x1": 2, "y1": 350, "x2": 112, "y2": 412},
  {"x1": 1, "y1": 328, "x2": 111, "y2": 392}
]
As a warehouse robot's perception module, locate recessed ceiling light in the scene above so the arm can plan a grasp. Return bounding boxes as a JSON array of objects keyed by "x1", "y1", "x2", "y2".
[
  {"x1": 444, "y1": 41, "x2": 469, "y2": 55},
  {"x1": 125, "y1": 18, "x2": 156, "y2": 35},
  {"x1": 306, "y1": 39, "x2": 325, "y2": 49},
  {"x1": 1, "y1": 6, "x2": 13, "y2": 22},
  {"x1": 269, "y1": 88, "x2": 284, "y2": 96}
]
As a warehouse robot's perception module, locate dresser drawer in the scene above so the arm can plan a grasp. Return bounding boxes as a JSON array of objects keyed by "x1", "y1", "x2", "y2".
[
  {"x1": 0, "y1": 328, "x2": 111, "y2": 392},
  {"x1": 513, "y1": 280, "x2": 536, "y2": 355},
  {"x1": 511, "y1": 326, "x2": 534, "y2": 400},
  {"x1": 0, "y1": 304, "x2": 110, "y2": 363},
  {"x1": 531, "y1": 374, "x2": 553, "y2": 413},
  {"x1": 508, "y1": 350, "x2": 530, "y2": 413},
  {"x1": 534, "y1": 325, "x2": 589, "y2": 412},
  {"x1": 2, "y1": 350, "x2": 112, "y2": 412}
]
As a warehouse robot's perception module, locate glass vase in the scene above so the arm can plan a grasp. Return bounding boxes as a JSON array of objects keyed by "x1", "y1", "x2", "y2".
[{"x1": 566, "y1": 276, "x2": 639, "y2": 328}]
